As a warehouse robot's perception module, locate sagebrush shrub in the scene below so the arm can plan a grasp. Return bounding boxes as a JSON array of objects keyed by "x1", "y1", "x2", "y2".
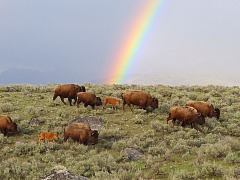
[{"x1": 0, "y1": 103, "x2": 14, "y2": 112}]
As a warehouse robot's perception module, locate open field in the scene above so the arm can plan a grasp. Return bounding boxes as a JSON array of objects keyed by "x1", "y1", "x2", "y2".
[{"x1": 0, "y1": 83, "x2": 240, "y2": 179}]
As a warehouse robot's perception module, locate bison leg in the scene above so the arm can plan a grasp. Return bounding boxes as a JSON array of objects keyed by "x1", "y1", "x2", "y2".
[
  {"x1": 122, "y1": 103, "x2": 126, "y2": 111},
  {"x1": 73, "y1": 97, "x2": 77, "y2": 105},
  {"x1": 172, "y1": 118, "x2": 177, "y2": 126},
  {"x1": 68, "y1": 98, "x2": 73, "y2": 106},
  {"x1": 60, "y1": 96, "x2": 66, "y2": 105},
  {"x1": 1, "y1": 129, "x2": 7, "y2": 136},
  {"x1": 127, "y1": 104, "x2": 133, "y2": 112},
  {"x1": 63, "y1": 136, "x2": 69, "y2": 143},
  {"x1": 181, "y1": 121, "x2": 187, "y2": 127},
  {"x1": 91, "y1": 105, "x2": 95, "y2": 110},
  {"x1": 77, "y1": 100, "x2": 81, "y2": 108},
  {"x1": 84, "y1": 103, "x2": 88, "y2": 108}
]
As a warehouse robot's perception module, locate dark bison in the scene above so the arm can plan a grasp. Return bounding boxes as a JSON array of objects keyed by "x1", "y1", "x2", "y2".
[
  {"x1": 166, "y1": 106, "x2": 205, "y2": 128},
  {"x1": 103, "y1": 96, "x2": 121, "y2": 110},
  {"x1": 0, "y1": 115, "x2": 18, "y2": 136},
  {"x1": 186, "y1": 101, "x2": 220, "y2": 120},
  {"x1": 64, "y1": 123, "x2": 99, "y2": 145},
  {"x1": 77, "y1": 92, "x2": 102, "y2": 109},
  {"x1": 53, "y1": 84, "x2": 86, "y2": 106},
  {"x1": 122, "y1": 90, "x2": 158, "y2": 112}
]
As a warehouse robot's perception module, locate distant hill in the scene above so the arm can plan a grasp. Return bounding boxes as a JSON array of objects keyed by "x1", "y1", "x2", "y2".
[
  {"x1": 0, "y1": 68, "x2": 239, "y2": 86},
  {"x1": 122, "y1": 73, "x2": 240, "y2": 86},
  {"x1": 0, "y1": 68, "x2": 86, "y2": 84}
]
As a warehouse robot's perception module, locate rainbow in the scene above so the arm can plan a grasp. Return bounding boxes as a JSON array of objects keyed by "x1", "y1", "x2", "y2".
[{"x1": 106, "y1": 0, "x2": 165, "y2": 84}]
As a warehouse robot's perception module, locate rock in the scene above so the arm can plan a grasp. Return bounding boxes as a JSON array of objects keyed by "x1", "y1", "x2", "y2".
[
  {"x1": 123, "y1": 148, "x2": 143, "y2": 160},
  {"x1": 40, "y1": 165, "x2": 88, "y2": 180},
  {"x1": 29, "y1": 118, "x2": 45, "y2": 126}
]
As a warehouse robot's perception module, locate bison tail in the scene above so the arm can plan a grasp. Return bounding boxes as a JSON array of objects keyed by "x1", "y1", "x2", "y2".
[{"x1": 121, "y1": 93, "x2": 125, "y2": 103}]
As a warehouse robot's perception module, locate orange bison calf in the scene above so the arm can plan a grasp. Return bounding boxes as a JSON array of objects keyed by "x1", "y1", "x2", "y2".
[
  {"x1": 0, "y1": 115, "x2": 17, "y2": 136},
  {"x1": 64, "y1": 123, "x2": 99, "y2": 145},
  {"x1": 77, "y1": 92, "x2": 102, "y2": 109},
  {"x1": 53, "y1": 84, "x2": 86, "y2": 106},
  {"x1": 122, "y1": 90, "x2": 158, "y2": 112},
  {"x1": 103, "y1": 96, "x2": 121, "y2": 110},
  {"x1": 186, "y1": 101, "x2": 220, "y2": 120},
  {"x1": 166, "y1": 106, "x2": 205, "y2": 128},
  {"x1": 39, "y1": 132, "x2": 59, "y2": 144}
]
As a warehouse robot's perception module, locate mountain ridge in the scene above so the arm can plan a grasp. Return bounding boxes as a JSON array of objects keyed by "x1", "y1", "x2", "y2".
[{"x1": 0, "y1": 68, "x2": 239, "y2": 86}]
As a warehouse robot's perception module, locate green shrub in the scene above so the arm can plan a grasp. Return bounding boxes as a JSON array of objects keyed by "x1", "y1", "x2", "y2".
[
  {"x1": 0, "y1": 134, "x2": 9, "y2": 144},
  {"x1": 224, "y1": 152, "x2": 240, "y2": 164},
  {"x1": 0, "y1": 103, "x2": 14, "y2": 112},
  {"x1": 195, "y1": 161, "x2": 223, "y2": 178}
]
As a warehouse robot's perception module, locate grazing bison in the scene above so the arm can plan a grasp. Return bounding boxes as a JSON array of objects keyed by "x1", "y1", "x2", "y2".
[
  {"x1": 39, "y1": 132, "x2": 59, "y2": 144},
  {"x1": 166, "y1": 106, "x2": 205, "y2": 128},
  {"x1": 186, "y1": 101, "x2": 220, "y2": 120},
  {"x1": 0, "y1": 115, "x2": 17, "y2": 136},
  {"x1": 103, "y1": 96, "x2": 121, "y2": 110},
  {"x1": 64, "y1": 123, "x2": 99, "y2": 145},
  {"x1": 53, "y1": 84, "x2": 86, "y2": 106},
  {"x1": 122, "y1": 90, "x2": 158, "y2": 112},
  {"x1": 77, "y1": 92, "x2": 102, "y2": 109}
]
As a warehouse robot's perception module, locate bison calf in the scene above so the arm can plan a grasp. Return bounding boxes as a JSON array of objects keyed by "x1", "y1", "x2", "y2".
[
  {"x1": 103, "y1": 96, "x2": 121, "y2": 110},
  {"x1": 77, "y1": 92, "x2": 102, "y2": 109},
  {"x1": 186, "y1": 101, "x2": 220, "y2": 120},
  {"x1": 53, "y1": 84, "x2": 86, "y2": 106},
  {"x1": 0, "y1": 115, "x2": 17, "y2": 136},
  {"x1": 166, "y1": 106, "x2": 205, "y2": 129},
  {"x1": 122, "y1": 90, "x2": 158, "y2": 112},
  {"x1": 64, "y1": 123, "x2": 99, "y2": 145},
  {"x1": 39, "y1": 132, "x2": 59, "y2": 144}
]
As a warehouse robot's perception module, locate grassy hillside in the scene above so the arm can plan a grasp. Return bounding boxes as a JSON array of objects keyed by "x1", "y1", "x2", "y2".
[{"x1": 0, "y1": 83, "x2": 239, "y2": 179}]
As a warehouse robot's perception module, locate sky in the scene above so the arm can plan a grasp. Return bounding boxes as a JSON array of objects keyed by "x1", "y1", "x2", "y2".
[{"x1": 0, "y1": 0, "x2": 240, "y2": 85}]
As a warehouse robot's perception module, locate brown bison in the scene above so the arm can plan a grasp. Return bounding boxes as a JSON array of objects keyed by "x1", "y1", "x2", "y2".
[
  {"x1": 53, "y1": 84, "x2": 86, "y2": 106},
  {"x1": 166, "y1": 106, "x2": 205, "y2": 128},
  {"x1": 186, "y1": 101, "x2": 220, "y2": 120},
  {"x1": 0, "y1": 115, "x2": 18, "y2": 136},
  {"x1": 122, "y1": 90, "x2": 158, "y2": 112},
  {"x1": 77, "y1": 92, "x2": 102, "y2": 109},
  {"x1": 39, "y1": 132, "x2": 59, "y2": 144},
  {"x1": 103, "y1": 96, "x2": 121, "y2": 110},
  {"x1": 64, "y1": 123, "x2": 99, "y2": 145}
]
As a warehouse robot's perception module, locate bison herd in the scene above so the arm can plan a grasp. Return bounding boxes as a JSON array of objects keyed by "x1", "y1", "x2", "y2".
[{"x1": 0, "y1": 83, "x2": 221, "y2": 145}]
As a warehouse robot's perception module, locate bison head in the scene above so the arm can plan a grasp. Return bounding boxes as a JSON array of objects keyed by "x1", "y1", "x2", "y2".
[
  {"x1": 80, "y1": 86, "x2": 86, "y2": 92},
  {"x1": 150, "y1": 97, "x2": 159, "y2": 109},
  {"x1": 10, "y1": 122, "x2": 18, "y2": 133},
  {"x1": 197, "y1": 113, "x2": 205, "y2": 125},
  {"x1": 75, "y1": 85, "x2": 83, "y2": 93},
  {"x1": 95, "y1": 97, "x2": 102, "y2": 106},
  {"x1": 89, "y1": 130, "x2": 99, "y2": 145},
  {"x1": 214, "y1": 108, "x2": 220, "y2": 120}
]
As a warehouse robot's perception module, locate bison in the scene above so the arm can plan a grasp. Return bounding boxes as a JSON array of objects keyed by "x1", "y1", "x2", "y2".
[
  {"x1": 53, "y1": 84, "x2": 86, "y2": 106},
  {"x1": 122, "y1": 90, "x2": 158, "y2": 112},
  {"x1": 166, "y1": 106, "x2": 205, "y2": 129},
  {"x1": 186, "y1": 101, "x2": 220, "y2": 120},
  {"x1": 64, "y1": 123, "x2": 99, "y2": 145},
  {"x1": 77, "y1": 92, "x2": 102, "y2": 109},
  {"x1": 0, "y1": 115, "x2": 17, "y2": 136},
  {"x1": 39, "y1": 132, "x2": 59, "y2": 144},
  {"x1": 103, "y1": 96, "x2": 121, "y2": 110}
]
